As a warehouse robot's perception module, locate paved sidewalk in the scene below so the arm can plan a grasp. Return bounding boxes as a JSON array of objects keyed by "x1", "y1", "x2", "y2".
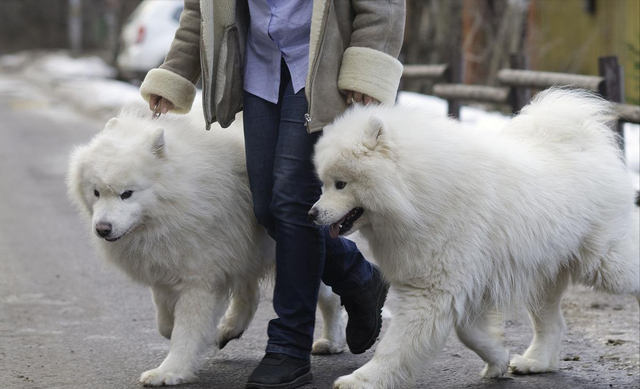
[{"x1": 0, "y1": 71, "x2": 638, "y2": 389}]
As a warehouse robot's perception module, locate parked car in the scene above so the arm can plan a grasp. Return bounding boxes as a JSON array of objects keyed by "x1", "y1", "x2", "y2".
[{"x1": 116, "y1": 0, "x2": 182, "y2": 81}]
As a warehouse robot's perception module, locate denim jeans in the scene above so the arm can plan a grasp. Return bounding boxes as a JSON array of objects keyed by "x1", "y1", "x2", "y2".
[{"x1": 243, "y1": 65, "x2": 373, "y2": 360}]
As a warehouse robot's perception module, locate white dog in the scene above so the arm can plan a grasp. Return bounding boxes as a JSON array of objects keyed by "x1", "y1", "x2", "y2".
[
  {"x1": 67, "y1": 112, "x2": 347, "y2": 386},
  {"x1": 311, "y1": 89, "x2": 640, "y2": 389}
]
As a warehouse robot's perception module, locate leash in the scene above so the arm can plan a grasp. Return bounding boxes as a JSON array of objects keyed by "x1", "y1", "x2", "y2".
[{"x1": 152, "y1": 103, "x2": 161, "y2": 120}]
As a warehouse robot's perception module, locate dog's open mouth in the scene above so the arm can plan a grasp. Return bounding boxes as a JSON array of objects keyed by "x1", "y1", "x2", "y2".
[
  {"x1": 104, "y1": 235, "x2": 122, "y2": 242},
  {"x1": 329, "y1": 207, "x2": 364, "y2": 239}
]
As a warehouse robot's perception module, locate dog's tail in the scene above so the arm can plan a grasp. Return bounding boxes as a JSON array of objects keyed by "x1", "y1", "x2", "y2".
[{"x1": 515, "y1": 87, "x2": 620, "y2": 154}]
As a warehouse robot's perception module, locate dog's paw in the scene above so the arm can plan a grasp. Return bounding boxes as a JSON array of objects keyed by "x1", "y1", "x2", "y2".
[
  {"x1": 312, "y1": 338, "x2": 347, "y2": 355},
  {"x1": 509, "y1": 354, "x2": 556, "y2": 375},
  {"x1": 481, "y1": 361, "x2": 508, "y2": 378},
  {"x1": 333, "y1": 374, "x2": 372, "y2": 389},
  {"x1": 139, "y1": 368, "x2": 197, "y2": 386}
]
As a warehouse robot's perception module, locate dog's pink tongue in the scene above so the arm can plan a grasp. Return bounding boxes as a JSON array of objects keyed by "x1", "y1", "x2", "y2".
[
  {"x1": 329, "y1": 223, "x2": 340, "y2": 239},
  {"x1": 329, "y1": 217, "x2": 346, "y2": 239}
]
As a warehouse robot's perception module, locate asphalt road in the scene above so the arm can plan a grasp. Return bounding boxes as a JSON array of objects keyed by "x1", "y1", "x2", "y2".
[{"x1": 0, "y1": 73, "x2": 638, "y2": 389}]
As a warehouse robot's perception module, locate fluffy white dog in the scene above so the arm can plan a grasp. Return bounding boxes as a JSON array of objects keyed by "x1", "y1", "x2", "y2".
[
  {"x1": 310, "y1": 89, "x2": 640, "y2": 389},
  {"x1": 67, "y1": 112, "x2": 347, "y2": 386}
]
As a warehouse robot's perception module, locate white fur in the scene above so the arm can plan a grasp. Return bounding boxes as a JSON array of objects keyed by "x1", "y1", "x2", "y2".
[
  {"x1": 67, "y1": 112, "x2": 346, "y2": 386},
  {"x1": 312, "y1": 89, "x2": 640, "y2": 389}
]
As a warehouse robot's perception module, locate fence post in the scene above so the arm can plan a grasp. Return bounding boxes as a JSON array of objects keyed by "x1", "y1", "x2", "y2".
[
  {"x1": 598, "y1": 56, "x2": 625, "y2": 151},
  {"x1": 446, "y1": 0, "x2": 463, "y2": 119},
  {"x1": 105, "y1": 0, "x2": 121, "y2": 66},
  {"x1": 447, "y1": 52, "x2": 463, "y2": 119},
  {"x1": 68, "y1": 0, "x2": 83, "y2": 55},
  {"x1": 507, "y1": 53, "x2": 531, "y2": 113}
]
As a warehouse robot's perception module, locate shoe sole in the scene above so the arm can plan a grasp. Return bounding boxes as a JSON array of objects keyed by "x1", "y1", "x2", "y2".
[
  {"x1": 349, "y1": 281, "x2": 389, "y2": 354},
  {"x1": 245, "y1": 372, "x2": 312, "y2": 389}
]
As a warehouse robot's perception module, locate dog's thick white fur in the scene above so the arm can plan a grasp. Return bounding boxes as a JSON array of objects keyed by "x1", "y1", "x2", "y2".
[
  {"x1": 67, "y1": 112, "x2": 347, "y2": 386},
  {"x1": 311, "y1": 89, "x2": 640, "y2": 389}
]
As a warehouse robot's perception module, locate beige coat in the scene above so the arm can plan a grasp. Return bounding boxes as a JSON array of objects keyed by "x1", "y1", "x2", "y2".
[{"x1": 140, "y1": 0, "x2": 405, "y2": 132}]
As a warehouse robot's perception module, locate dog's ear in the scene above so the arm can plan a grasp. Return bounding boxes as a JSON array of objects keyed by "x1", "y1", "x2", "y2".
[
  {"x1": 362, "y1": 115, "x2": 386, "y2": 150},
  {"x1": 103, "y1": 117, "x2": 119, "y2": 132},
  {"x1": 150, "y1": 127, "x2": 165, "y2": 157}
]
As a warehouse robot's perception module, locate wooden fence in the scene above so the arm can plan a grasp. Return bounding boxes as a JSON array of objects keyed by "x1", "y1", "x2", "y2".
[{"x1": 402, "y1": 56, "x2": 640, "y2": 151}]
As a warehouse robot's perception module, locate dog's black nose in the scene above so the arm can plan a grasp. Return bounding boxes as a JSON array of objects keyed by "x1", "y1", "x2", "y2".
[
  {"x1": 95, "y1": 222, "x2": 112, "y2": 237},
  {"x1": 308, "y1": 208, "x2": 318, "y2": 221}
]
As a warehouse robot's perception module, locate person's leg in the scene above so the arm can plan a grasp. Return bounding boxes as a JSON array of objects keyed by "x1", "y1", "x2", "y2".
[
  {"x1": 265, "y1": 78, "x2": 325, "y2": 359},
  {"x1": 246, "y1": 68, "x2": 316, "y2": 389},
  {"x1": 321, "y1": 233, "x2": 372, "y2": 297},
  {"x1": 247, "y1": 64, "x2": 387, "y2": 387},
  {"x1": 321, "y1": 231, "x2": 387, "y2": 356},
  {"x1": 264, "y1": 75, "x2": 384, "y2": 359},
  {"x1": 242, "y1": 91, "x2": 279, "y2": 237}
]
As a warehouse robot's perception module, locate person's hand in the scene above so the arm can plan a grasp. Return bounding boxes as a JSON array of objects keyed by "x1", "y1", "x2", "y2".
[
  {"x1": 149, "y1": 94, "x2": 174, "y2": 114},
  {"x1": 346, "y1": 90, "x2": 379, "y2": 106}
]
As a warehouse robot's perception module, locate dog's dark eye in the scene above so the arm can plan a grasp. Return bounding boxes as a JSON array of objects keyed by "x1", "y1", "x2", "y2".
[
  {"x1": 335, "y1": 181, "x2": 347, "y2": 190},
  {"x1": 94, "y1": 190, "x2": 100, "y2": 198},
  {"x1": 120, "y1": 190, "x2": 134, "y2": 200}
]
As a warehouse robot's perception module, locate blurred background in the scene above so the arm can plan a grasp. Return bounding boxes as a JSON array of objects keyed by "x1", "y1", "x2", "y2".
[
  {"x1": 2, "y1": 0, "x2": 636, "y2": 181},
  {"x1": 0, "y1": 0, "x2": 638, "y2": 102},
  {"x1": 0, "y1": 1, "x2": 638, "y2": 388},
  {"x1": 403, "y1": 0, "x2": 639, "y2": 102}
]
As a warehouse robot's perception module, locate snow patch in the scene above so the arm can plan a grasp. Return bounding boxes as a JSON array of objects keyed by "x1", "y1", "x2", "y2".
[
  {"x1": 0, "y1": 51, "x2": 147, "y2": 121},
  {"x1": 398, "y1": 91, "x2": 510, "y2": 133},
  {"x1": 35, "y1": 53, "x2": 116, "y2": 79},
  {"x1": 53, "y1": 78, "x2": 147, "y2": 121}
]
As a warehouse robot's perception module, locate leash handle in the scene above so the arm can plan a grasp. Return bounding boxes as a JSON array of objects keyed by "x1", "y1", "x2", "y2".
[{"x1": 152, "y1": 103, "x2": 161, "y2": 119}]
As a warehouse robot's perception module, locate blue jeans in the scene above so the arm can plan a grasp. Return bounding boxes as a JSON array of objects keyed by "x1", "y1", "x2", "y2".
[{"x1": 243, "y1": 65, "x2": 373, "y2": 360}]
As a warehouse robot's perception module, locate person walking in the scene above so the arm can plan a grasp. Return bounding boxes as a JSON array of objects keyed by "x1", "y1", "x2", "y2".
[{"x1": 140, "y1": 1, "x2": 405, "y2": 388}]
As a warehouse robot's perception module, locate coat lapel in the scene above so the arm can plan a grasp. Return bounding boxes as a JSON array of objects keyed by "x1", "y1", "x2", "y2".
[
  {"x1": 200, "y1": 0, "x2": 214, "y2": 123},
  {"x1": 307, "y1": 0, "x2": 329, "y2": 92}
]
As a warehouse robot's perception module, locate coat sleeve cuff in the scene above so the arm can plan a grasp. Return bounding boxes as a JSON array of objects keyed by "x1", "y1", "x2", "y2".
[
  {"x1": 337, "y1": 46, "x2": 403, "y2": 105},
  {"x1": 140, "y1": 68, "x2": 197, "y2": 114}
]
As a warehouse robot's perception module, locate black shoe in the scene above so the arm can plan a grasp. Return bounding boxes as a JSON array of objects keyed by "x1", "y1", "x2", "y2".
[
  {"x1": 341, "y1": 266, "x2": 389, "y2": 354},
  {"x1": 245, "y1": 353, "x2": 312, "y2": 389}
]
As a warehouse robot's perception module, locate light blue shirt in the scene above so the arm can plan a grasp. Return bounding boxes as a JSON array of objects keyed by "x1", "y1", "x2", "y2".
[{"x1": 244, "y1": 0, "x2": 312, "y2": 104}]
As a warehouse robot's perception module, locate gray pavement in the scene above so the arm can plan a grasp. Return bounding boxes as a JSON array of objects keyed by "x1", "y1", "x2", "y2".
[{"x1": 0, "y1": 73, "x2": 638, "y2": 389}]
